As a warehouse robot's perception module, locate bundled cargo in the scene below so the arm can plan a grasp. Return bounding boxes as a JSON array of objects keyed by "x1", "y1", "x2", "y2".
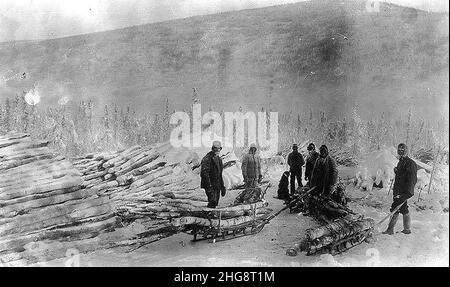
[
  {"x1": 0, "y1": 132, "x2": 117, "y2": 265},
  {"x1": 306, "y1": 193, "x2": 354, "y2": 223},
  {"x1": 289, "y1": 183, "x2": 350, "y2": 223},
  {"x1": 286, "y1": 215, "x2": 375, "y2": 256}
]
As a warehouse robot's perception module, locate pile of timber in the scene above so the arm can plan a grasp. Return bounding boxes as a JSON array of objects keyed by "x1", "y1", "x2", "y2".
[
  {"x1": 286, "y1": 185, "x2": 377, "y2": 256},
  {"x1": 72, "y1": 143, "x2": 207, "y2": 219},
  {"x1": 0, "y1": 132, "x2": 117, "y2": 265},
  {"x1": 286, "y1": 215, "x2": 375, "y2": 256},
  {"x1": 71, "y1": 143, "x2": 232, "y2": 246},
  {"x1": 73, "y1": 144, "x2": 274, "y2": 239}
]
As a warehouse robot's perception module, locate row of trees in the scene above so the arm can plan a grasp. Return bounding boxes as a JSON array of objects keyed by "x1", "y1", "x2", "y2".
[{"x1": 0, "y1": 95, "x2": 448, "y2": 161}]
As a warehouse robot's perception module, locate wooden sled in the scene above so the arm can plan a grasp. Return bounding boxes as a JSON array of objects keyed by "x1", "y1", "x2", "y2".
[{"x1": 184, "y1": 219, "x2": 266, "y2": 243}]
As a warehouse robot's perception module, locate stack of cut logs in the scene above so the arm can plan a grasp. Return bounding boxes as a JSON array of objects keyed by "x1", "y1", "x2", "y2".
[
  {"x1": 286, "y1": 215, "x2": 375, "y2": 256},
  {"x1": 285, "y1": 186, "x2": 377, "y2": 256},
  {"x1": 0, "y1": 132, "x2": 117, "y2": 265},
  {"x1": 71, "y1": 143, "x2": 207, "y2": 220},
  {"x1": 72, "y1": 144, "x2": 273, "y2": 236}
]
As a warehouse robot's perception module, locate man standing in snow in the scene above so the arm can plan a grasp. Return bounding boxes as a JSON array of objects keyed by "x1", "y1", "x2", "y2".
[
  {"x1": 200, "y1": 141, "x2": 226, "y2": 208},
  {"x1": 287, "y1": 144, "x2": 305, "y2": 194},
  {"x1": 305, "y1": 143, "x2": 320, "y2": 187},
  {"x1": 310, "y1": 145, "x2": 338, "y2": 196},
  {"x1": 383, "y1": 143, "x2": 417, "y2": 235},
  {"x1": 241, "y1": 143, "x2": 262, "y2": 188}
]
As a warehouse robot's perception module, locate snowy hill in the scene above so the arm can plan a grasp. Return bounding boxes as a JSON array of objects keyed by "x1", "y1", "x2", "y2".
[{"x1": 0, "y1": 0, "x2": 448, "y2": 120}]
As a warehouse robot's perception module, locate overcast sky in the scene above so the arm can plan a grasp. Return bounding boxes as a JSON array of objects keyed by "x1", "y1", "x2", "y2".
[{"x1": 0, "y1": 0, "x2": 448, "y2": 42}]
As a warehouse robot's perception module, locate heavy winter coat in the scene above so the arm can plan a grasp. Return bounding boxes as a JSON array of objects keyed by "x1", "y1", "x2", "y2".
[
  {"x1": 393, "y1": 156, "x2": 417, "y2": 201},
  {"x1": 305, "y1": 151, "x2": 320, "y2": 180},
  {"x1": 200, "y1": 151, "x2": 225, "y2": 192},
  {"x1": 310, "y1": 155, "x2": 338, "y2": 195},
  {"x1": 241, "y1": 152, "x2": 262, "y2": 180},
  {"x1": 277, "y1": 173, "x2": 290, "y2": 200},
  {"x1": 288, "y1": 151, "x2": 305, "y2": 171}
]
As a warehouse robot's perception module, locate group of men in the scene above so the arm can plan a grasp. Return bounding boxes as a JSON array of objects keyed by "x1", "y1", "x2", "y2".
[
  {"x1": 284, "y1": 143, "x2": 338, "y2": 197},
  {"x1": 199, "y1": 140, "x2": 417, "y2": 235},
  {"x1": 276, "y1": 143, "x2": 338, "y2": 201}
]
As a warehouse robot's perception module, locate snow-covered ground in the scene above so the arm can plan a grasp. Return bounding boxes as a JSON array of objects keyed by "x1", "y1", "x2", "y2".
[{"x1": 32, "y1": 161, "x2": 449, "y2": 267}]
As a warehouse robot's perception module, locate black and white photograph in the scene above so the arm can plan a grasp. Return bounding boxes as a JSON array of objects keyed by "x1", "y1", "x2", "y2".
[{"x1": 0, "y1": 0, "x2": 448, "y2": 270}]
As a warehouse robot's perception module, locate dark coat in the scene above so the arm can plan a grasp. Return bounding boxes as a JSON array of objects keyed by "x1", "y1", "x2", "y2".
[
  {"x1": 200, "y1": 151, "x2": 225, "y2": 191},
  {"x1": 305, "y1": 151, "x2": 320, "y2": 180},
  {"x1": 277, "y1": 173, "x2": 290, "y2": 200},
  {"x1": 287, "y1": 151, "x2": 305, "y2": 171},
  {"x1": 393, "y1": 156, "x2": 417, "y2": 200},
  {"x1": 310, "y1": 155, "x2": 338, "y2": 195}
]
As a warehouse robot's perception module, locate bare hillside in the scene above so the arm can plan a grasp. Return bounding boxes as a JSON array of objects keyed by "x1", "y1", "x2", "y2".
[{"x1": 0, "y1": 0, "x2": 448, "y2": 119}]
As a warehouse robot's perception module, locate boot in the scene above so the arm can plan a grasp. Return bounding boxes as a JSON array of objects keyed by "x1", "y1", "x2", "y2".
[
  {"x1": 401, "y1": 213, "x2": 411, "y2": 234},
  {"x1": 382, "y1": 213, "x2": 399, "y2": 235}
]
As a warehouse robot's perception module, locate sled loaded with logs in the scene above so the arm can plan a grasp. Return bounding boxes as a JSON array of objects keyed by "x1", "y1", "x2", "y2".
[
  {"x1": 284, "y1": 183, "x2": 377, "y2": 256},
  {"x1": 172, "y1": 184, "x2": 273, "y2": 243},
  {"x1": 286, "y1": 215, "x2": 375, "y2": 256}
]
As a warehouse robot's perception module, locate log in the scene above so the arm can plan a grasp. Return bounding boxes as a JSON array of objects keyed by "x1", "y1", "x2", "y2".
[
  {"x1": 0, "y1": 235, "x2": 109, "y2": 265},
  {"x1": 0, "y1": 156, "x2": 66, "y2": 177},
  {"x1": 0, "y1": 139, "x2": 49, "y2": 154},
  {"x1": 84, "y1": 177, "x2": 103, "y2": 185},
  {"x1": 305, "y1": 217, "x2": 374, "y2": 240},
  {"x1": 0, "y1": 189, "x2": 95, "y2": 218},
  {"x1": 132, "y1": 159, "x2": 166, "y2": 176},
  {"x1": 129, "y1": 178, "x2": 195, "y2": 197},
  {"x1": 83, "y1": 170, "x2": 108, "y2": 181},
  {"x1": 110, "y1": 229, "x2": 176, "y2": 251},
  {"x1": 129, "y1": 166, "x2": 174, "y2": 189},
  {"x1": 0, "y1": 186, "x2": 81, "y2": 207},
  {"x1": 95, "y1": 181, "x2": 119, "y2": 192},
  {"x1": 0, "y1": 217, "x2": 117, "y2": 253},
  {"x1": 0, "y1": 134, "x2": 29, "y2": 148},
  {"x1": 102, "y1": 146, "x2": 143, "y2": 169},
  {"x1": 0, "y1": 154, "x2": 55, "y2": 171},
  {"x1": 0, "y1": 202, "x2": 112, "y2": 237},
  {"x1": 0, "y1": 147, "x2": 53, "y2": 161},
  {"x1": 114, "y1": 143, "x2": 172, "y2": 177},
  {"x1": 0, "y1": 175, "x2": 82, "y2": 200},
  {"x1": 172, "y1": 213, "x2": 267, "y2": 228},
  {"x1": 0, "y1": 168, "x2": 81, "y2": 189},
  {"x1": 78, "y1": 164, "x2": 102, "y2": 174},
  {"x1": 110, "y1": 148, "x2": 153, "y2": 173},
  {"x1": 0, "y1": 160, "x2": 75, "y2": 179},
  {"x1": 0, "y1": 197, "x2": 110, "y2": 231},
  {"x1": 0, "y1": 169, "x2": 80, "y2": 188},
  {"x1": 172, "y1": 201, "x2": 269, "y2": 218}
]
